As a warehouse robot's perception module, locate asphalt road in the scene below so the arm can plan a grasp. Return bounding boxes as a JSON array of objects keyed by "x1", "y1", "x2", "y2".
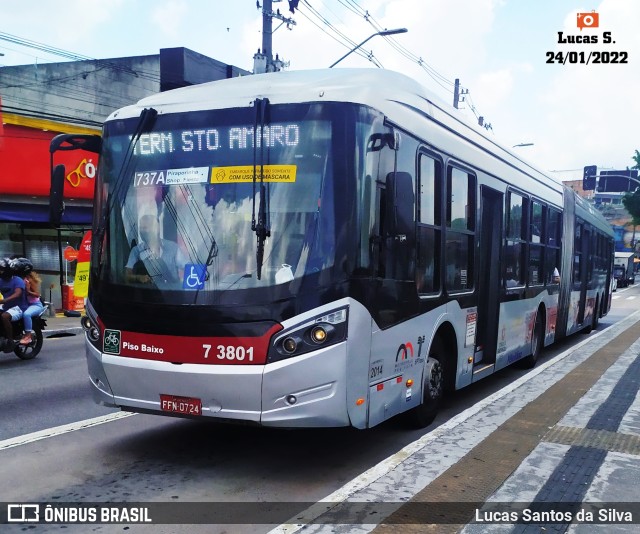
[
  {"x1": 0, "y1": 333, "x2": 117, "y2": 440},
  {"x1": 0, "y1": 281, "x2": 638, "y2": 533}
]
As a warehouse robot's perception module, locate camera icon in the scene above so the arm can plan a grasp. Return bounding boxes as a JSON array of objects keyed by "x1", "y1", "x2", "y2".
[
  {"x1": 577, "y1": 11, "x2": 599, "y2": 30},
  {"x1": 7, "y1": 504, "x2": 40, "y2": 523}
]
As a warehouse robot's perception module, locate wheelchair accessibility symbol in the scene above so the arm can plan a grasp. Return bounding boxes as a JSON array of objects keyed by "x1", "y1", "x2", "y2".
[{"x1": 183, "y1": 264, "x2": 206, "y2": 290}]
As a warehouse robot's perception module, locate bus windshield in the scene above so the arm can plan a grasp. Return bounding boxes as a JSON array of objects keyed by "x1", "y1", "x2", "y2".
[{"x1": 95, "y1": 104, "x2": 335, "y2": 300}]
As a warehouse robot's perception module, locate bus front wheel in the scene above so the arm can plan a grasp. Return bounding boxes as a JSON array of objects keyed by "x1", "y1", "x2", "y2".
[{"x1": 406, "y1": 338, "x2": 445, "y2": 428}]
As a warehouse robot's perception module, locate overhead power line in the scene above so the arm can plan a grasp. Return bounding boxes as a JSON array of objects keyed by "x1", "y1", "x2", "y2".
[
  {"x1": 0, "y1": 31, "x2": 160, "y2": 82},
  {"x1": 326, "y1": 0, "x2": 490, "y2": 127},
  {"x1": 299, "y1": 1, "x2": 383, "y2": 67}
]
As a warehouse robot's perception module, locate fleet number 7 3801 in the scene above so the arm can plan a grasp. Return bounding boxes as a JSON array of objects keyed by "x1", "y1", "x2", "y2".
[{"x1": 203, "y1": 344, "x2": 255, "y2": 362}]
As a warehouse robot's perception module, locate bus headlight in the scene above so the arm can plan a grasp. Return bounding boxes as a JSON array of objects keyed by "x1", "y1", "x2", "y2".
[
  {"x1": 81, "y1": 315, "x2": 92, "y2": 330},
  {"x1": 282, "y1": 337, "x2": 299, "y2": 354},
  {"x1": 83, "y1": 303, "x2": 102, "y2": 350},
  {"x1": 88, "y1": 326, "x2": 101, "y2": 342},
  {"x1": 268, "y1": 306, "x2": 348, "y2": 363},
  {"x1": 310, "y1": 326, "x2": 327, "y2": 344}
]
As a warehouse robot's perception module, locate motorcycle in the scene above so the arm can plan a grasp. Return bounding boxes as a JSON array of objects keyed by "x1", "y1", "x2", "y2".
[{"x1": 0, "y1": 303, "x2": 49, "y2": 360}]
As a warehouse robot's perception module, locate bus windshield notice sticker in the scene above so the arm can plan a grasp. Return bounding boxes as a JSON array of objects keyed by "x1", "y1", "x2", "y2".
[
  {"x1": 210, "y1": 165, "x2": 297, "y2": 184},
  {"x1": 133, "y1": 167, "x2": 209, "y2": 187}
]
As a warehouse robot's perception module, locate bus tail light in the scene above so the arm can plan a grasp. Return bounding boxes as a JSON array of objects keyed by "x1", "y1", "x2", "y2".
[{"x1": 267, "y1": 306, "x2": 348, "y2": 363}]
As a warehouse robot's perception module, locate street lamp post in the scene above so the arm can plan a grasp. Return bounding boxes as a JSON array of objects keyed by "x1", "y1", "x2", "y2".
[{"x1": 329, "y1": 28, "x2": 408, "y2": 68}]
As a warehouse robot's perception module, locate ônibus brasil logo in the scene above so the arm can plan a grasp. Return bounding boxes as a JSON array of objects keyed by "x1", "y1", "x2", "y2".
[{"x1": 103, "y1": 329, "x2": 121, "y2": 354}]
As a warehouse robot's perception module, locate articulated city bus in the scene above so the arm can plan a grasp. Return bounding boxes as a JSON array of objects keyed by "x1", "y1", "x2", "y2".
[{"x1": 50, "y1": 69, "x2": 614, "y2": 429}]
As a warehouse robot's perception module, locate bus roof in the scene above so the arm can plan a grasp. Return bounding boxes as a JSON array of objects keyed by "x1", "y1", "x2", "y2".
[
  {"x1": 107, "y1": 68, "x2": 612, "y2": 236},
  {"x1": 109, "y1": 68, "x2": 430, "y2": 119},
  {"x1": 108, "y1": 69, "x2": 557, "y2": 181}
]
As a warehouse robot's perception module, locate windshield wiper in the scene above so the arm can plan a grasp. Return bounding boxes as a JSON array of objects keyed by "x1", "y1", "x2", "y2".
[
  {"x1": 95, "y1": 108, "x2": 158, "y2": 243},
  {"x1": 94, "y1": 108, "x2": 157, "y2": 278},
  {"x1": 251, "y1": 98, "x2": 271, "y2": 280}
]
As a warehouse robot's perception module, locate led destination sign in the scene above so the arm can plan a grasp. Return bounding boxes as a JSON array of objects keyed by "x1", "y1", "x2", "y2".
[
  {"x1": 132, "y1": 124, "x2": 301, "y2": 156},
  {"x1": 133, "y1": 167, "x2": 209, "y2": 187}
]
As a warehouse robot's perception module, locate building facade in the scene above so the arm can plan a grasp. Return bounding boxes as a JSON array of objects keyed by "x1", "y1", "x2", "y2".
[{"x1": 0, "y1": 47, "x2": 248, "y2": 310}]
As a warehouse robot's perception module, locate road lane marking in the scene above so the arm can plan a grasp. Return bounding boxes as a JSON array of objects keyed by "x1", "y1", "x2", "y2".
[{"x1": 0, "y1": 412, "x2": 135, "y2": 451}]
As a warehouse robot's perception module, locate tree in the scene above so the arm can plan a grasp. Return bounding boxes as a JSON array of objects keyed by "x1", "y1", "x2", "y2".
[
  {"x1": 622, "y1": 150, "x2": 640, "y2": 248},
  {"x1": 622, "y1": 191, "x2": 640, "y2": 226}
]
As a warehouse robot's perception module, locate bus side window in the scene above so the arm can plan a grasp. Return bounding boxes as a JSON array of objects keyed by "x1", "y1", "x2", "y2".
[
  {"x1": 529, "y1": 201, "x2": 544, "y2": 286},
  {"x1": 445, "y1": 167, "x2": 475, "y2": 292},
  {"x1": 545, "y1": 209, "x2": 562, "y2": 285},
  {"x1": 505, "y1": 191, "x2": 526, "y2": 288},
  {"x1": 416, "y1": 153, "x2": 441, "y2": 294}
]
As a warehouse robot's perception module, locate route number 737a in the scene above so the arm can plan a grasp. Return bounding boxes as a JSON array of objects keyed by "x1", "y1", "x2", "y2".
[{"x1": 203, "y1": 344, "x2": 255, "y2": 362}]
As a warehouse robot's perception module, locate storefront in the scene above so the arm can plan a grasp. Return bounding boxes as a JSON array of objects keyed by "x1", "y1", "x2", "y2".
[{"x1": 0, "y1": 106, "x2": 99, "y2": 311}]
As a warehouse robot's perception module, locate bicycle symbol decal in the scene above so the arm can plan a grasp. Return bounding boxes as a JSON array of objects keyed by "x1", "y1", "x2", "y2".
[
  {"x1": 104, "y1": 329, "x2": 121, "y2": 354},
  {"x1": 183, "y1": 264, "x2": 206, "y2": 290}
]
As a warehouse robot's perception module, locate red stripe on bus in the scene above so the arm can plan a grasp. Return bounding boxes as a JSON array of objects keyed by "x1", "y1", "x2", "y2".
[{"x1": 107, "y1": 324, "x2": 282, "y2": 365}]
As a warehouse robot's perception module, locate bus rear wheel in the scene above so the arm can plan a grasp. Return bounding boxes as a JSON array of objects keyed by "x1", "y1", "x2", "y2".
[
  {"x1": 406, "y1": 337, "x2": 445, "y2": 428},
  {"x1": 519, "y1": 308, "x2": 544, "y2": 369},
  {"x1": 592, "y1": 296, "x2": 600, "y2": 330},
  {"x1": 582, "y1": 296, "x2": 600, "y2": 335}
]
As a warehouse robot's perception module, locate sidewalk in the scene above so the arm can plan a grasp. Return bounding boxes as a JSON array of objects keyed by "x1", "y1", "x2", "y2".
[
  {"x1": 43, "y1": 311, "x2": 84, "y2": 337},
  {"x1": 273, "y1": 310, "x2": 640, "y2": 533}
]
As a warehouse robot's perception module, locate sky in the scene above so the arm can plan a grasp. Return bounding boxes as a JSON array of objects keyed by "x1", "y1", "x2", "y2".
[{"x1": 1, "y1": 0, "x2": 638, "y2": 181}]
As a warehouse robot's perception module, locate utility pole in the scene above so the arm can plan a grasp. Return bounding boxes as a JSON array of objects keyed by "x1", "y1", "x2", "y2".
[
  {"x1": 262, "y1": 0, "x2": 273, "y2": 69},
  {"x1": 453, "y1": 78, "x2": 468, "y2": 109},
  {"x1": 453, "y1": 78, "x2": 460, "y2": 109},
  {"x1": 254, "y1": 0, "x2": 295, "y2": 74}
]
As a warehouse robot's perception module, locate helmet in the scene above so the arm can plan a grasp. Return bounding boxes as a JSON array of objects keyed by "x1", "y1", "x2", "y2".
[{"x1": 9, "y1": 257, "x2": 33, "y2": 277}]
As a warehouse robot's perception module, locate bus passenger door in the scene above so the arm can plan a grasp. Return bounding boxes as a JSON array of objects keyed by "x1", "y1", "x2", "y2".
[{"x1": 475, "y1": 187, "x2": 503, "y2": 365}]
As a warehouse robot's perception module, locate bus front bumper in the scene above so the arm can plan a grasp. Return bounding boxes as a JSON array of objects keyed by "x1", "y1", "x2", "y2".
[{"x1": 85, "y1": 339, "x2": 350, "y2": 427}]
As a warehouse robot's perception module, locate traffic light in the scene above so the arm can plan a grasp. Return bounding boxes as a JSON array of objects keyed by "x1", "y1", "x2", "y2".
[{"x1": 583, "y1": 165, "x2": 597, "y2": 190}]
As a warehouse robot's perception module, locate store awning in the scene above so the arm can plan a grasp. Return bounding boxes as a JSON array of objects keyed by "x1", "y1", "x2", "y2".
[{"x1": 0, "y1": 201, "x2": 92, "y2": 224}]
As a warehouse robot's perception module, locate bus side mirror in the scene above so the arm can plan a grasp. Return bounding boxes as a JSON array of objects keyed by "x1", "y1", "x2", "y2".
[
  {"x1": 50, "y1": 133, "x2": 102, "y2": 154},
  {"x1": 49, "y1": 164, "x2": 66, "y2": 227},
  {"x1": 48, "y1": 133, "x2": 101, "y2": 227}
]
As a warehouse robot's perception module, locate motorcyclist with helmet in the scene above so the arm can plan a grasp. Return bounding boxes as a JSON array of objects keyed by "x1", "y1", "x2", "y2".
[{"x1": 0, "y1": 258, "x2": 29, "y2": 351}]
